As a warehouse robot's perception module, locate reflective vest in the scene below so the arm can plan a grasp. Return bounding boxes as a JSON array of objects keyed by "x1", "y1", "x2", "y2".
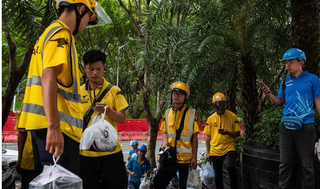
[
  {"x1": 165, "y1": 107, "x2": 195, "y2": 163},
  {"x1": 18, "y1": 21, "x2": 84, "y2": 142}
]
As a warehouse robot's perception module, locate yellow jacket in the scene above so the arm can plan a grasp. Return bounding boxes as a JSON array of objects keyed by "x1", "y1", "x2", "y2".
[
  {"x1": 18, "y1": 20, "x2": 84, "y2": 142},
  {"x1": 160, "y1": 105, "x2": 199, "y2": 163}
]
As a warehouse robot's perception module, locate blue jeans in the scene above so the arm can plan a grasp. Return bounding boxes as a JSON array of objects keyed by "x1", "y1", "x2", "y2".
[{"x1": 129, "y1": 181, "x2": 140, "y2": 189}]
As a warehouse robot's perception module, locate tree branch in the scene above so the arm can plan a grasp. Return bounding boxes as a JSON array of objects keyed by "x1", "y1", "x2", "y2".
[
  {"x1": 3, "y1": 19, "x2": 17, "y2": 71},
  {"x1": 118, "y1": 0, "x2": 144, "y2": 38}
]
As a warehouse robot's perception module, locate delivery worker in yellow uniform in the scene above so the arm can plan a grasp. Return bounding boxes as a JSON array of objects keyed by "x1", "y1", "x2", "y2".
[
  {"x1": 79, "y1": 50, "x2": 129, "y2": 189},
  {"x1": 15, "y1": 115, "x2": 36, "y2": 189},
  {"x1": 203, "y1": 92, "x2": 240, "y2": 189},
  {"x1": 17, "y1": 0, "x2": 111, "y2": 176},
  {"x1": 153, "y1": 82, "x2": 199, "y2": 189}
]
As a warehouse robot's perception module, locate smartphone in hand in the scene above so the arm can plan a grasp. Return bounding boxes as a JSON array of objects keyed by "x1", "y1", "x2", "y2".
[
  {"x1": 95, "y1": 102, "x2": 106, "y2": 108},
  {"x1": 258, "y1": 81, "x2": 267, "y2": 88}
]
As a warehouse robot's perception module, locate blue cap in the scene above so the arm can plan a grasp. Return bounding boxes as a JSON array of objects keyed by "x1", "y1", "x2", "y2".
[
  {"x1": 130, "y1": 140, "x2": 138, "y2": 146},
  {"x1": 138, "y1": 144, "x2": 147, "y2": 151},
  {"x1": 282, "y1": 48, "x2": 306, "y2": 62}
]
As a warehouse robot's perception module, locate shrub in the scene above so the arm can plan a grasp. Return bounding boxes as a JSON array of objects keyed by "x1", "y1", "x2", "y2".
[{"x1": 248, "y1": 107, "x2": 283, "y2": 149}]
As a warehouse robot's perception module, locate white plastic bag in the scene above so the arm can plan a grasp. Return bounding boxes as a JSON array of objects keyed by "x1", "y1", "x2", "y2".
[
  {"x1": 187, "y1": 169, "x2": 201, "y2": 189},
  {"x1": 29, "y1": 156, "x2": 82, "y2": 189},
  {"x1": 139, "y1": 177, "x2": 149, "y2": 189},
  {"x1": 202, "y1": 162, "x2": 215, "y2": 187},
  {"x1": 317, "y1": 139, "x2": 320, "y2": 162},
  {"x1": 80, "y1": 106, "x2": 118, "y2": 152}
]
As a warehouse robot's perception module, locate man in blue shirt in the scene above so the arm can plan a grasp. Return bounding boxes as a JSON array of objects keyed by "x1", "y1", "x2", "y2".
[
  {"x1": 127, "y1": 144, "x2": 151, "y2": 189},
  {"x1": 261, "y1": 48, "x2": 320, "y2": 189}
]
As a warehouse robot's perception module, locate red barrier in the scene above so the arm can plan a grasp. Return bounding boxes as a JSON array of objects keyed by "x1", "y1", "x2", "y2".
[
  {"x1": 116, "y1": 119, "x2": 149, "y2": 132},
  {"x1": 2, "y1": 113, "x2": 208, "y2": 142}
]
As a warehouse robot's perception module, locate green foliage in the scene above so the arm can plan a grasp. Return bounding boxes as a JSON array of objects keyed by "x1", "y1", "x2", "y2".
[{"x1": 248, "y1": 107, "x2": 283, "y2": 149}]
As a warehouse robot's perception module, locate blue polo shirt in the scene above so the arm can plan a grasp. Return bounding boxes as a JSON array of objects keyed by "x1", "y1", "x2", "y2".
[
  {"x1": 127, "y1": 155, "x2": 151, "y2": 184},
  {"x1": 278, "y1": 71, "x2": 320, "y2": 124},
  {"x1": 129, "y1": 149, "x2": 138, "y2": 156}
]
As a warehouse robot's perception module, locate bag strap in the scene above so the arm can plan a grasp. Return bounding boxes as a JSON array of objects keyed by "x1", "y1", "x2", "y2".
[
  {"x1": 175, "y1": 107, "x2": 189, "y2": 146},
  {"x1": 83, "y1": 83, "x2": 113, "y2": 130}
]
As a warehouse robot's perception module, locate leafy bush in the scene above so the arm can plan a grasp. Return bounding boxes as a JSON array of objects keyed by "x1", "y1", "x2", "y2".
[{"x1": 248, "y1": 107, "x2": 283, "y2": 149}]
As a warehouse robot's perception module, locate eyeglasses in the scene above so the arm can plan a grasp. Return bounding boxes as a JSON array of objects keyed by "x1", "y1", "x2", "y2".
[{"x1": 172, "y1": 91, "x2": 185, "y2": 97}]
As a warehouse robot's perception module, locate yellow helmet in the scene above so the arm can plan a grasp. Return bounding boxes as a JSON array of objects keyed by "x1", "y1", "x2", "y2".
[
  {"x1": 170, "y1": 82, "x2": 190, "y2": 98},
  {"x1": 212, "y1": 92, "x2": 227, "y2": 103},
  {"x1": 56, "y1": 0, "x2": 97, "y2": 22}
]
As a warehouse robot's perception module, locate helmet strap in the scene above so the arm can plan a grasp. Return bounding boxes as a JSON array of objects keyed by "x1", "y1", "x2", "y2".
[{"x1": 72, "y1": 5, "x2": 89, "y2": 35}]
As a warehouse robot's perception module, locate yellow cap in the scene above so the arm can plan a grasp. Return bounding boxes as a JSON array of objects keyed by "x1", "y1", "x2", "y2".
[{"x1": 212, "y1": 92, "x2": 226, "y2": 103}]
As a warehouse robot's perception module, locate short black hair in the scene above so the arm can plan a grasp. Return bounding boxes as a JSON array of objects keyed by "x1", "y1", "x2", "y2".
[{"x1": 83, "y1": 50, "x2": 106, "y2": 66}]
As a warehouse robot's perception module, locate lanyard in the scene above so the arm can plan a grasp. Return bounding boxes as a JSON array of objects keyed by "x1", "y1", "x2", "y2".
[{"x1": 87, "y1": 80, "x2": 104, "y2": 106}]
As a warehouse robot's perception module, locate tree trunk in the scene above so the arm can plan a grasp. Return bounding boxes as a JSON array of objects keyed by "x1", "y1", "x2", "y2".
[
  {"x1": 241, "y1": 54, "x2": 259, "y2": 138},
  {"x1": 143, "y1": 92, "x2": 161, "y2": 168},
  {"x1": 2, "y1": 47, "x2": 33, "y2": 127},
  {"x1": 226, "y1": 65, "x2": 238, "y2": 114},
  {"x1": 290, "y1": 0, "x2": 319, "y2": 75}
]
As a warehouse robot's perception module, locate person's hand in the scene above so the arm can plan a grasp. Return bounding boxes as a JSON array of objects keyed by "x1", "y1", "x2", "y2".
[
  {"x1": 93, "y1": 103, "x2": 108, "y2": 114},
  {"x1": 206, "y1": 153, "x2": 210, "y2": 161},
  {"x1": 191, "y1": 157, "x2": 197, "y2": 169},
  {"x1": 142, "y1": 172, "x2": 148, "y2": 177},
  {"x1": 259, "y1": 81, "x2": 272, "y2": 96},
  {"x1": 218, "y1": 129, "x2": 229, "y2": 135},
  {"x1": 130, "y1": 171, "x2": 137, "y2": 177},
  {"x1": 46, "y1": 126, "x2": 64, "y2": 157},
  {"x1": 15, "y1": 159, "x2": 21, "y2": 174}
]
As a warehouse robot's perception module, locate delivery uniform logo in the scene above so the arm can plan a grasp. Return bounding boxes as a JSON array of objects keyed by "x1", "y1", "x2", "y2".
[{"x1": 50, "y1": 38, "x2": 69, "y2": 48}]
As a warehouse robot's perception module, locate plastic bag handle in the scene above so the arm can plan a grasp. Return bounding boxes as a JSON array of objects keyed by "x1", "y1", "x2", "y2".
[
  {"x1": 101, "y1": 105, "x2": 109, "y2": 118},
  {"x1": 52, "y1": 155, "x2": 60, "y2": 166}
]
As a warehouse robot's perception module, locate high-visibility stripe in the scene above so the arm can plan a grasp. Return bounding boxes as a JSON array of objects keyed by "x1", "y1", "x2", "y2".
[
  {"x1": 26, "y1": 76, "x2": 41, "y2": 86},
  {"x1": 22, "y1": 103, "x2": 45, "y2": 116},
  {"x1": 57, "y1": 88, "x2": 81, "y2": 102},
  {"x1": 180, "y1": 109, "x2": 195, "y2": 142},
  {"x1": 167, "y1": 134, "x2": 176, "y2": 138},
  {"x1": 165, "y1": 109, "x2": 170, "y2": 132},
  {"x1": 26, "y1": 76, "x2": 81, "y2": 102},
  {"x1": 41, "y1": 26, "x2": 63, "y2": 61},
  {"x1": 22, "y1": 103, "x2": 83, "y2": 128},
  {"x1": 70, "y1": 40, "x2": 78, "y2": 94},
  {"x1": 176, "y1": 148, "x2": 192, "y2": 153}
]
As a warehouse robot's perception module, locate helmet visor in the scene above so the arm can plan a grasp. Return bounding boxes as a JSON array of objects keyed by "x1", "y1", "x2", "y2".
[
  {"x1": 87, "y1": 2, "x2": 112, "y2": 27},
  {"x1": 214, "y1": 101, "x2": 227, "y2": 113}
]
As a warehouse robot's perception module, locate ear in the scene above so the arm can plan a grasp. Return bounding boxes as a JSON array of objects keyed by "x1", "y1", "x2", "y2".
[{"x1": 77, "y1": 5, "x2": 86, "y2": 14}]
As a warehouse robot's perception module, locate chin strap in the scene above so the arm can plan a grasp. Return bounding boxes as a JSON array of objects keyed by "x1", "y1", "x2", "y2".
[{"x1": 72, "y1": 5, "x2": 89, "y2": 35}]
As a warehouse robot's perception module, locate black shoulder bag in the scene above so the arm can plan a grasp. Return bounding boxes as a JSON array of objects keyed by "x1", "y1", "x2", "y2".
[
  {"x1": 159, "y1": 107, "x2": 189, "y2": 171},
  {"x1": 83, "y1": 84, "x2": 113, "y2": 130}
]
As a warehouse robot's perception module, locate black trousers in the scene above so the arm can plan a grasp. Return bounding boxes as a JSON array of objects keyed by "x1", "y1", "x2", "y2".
[
  {"x1": 32, "y1": 129, "x2": 80, "y2": 176},
  {"x1": 80, "y1": 151, "x2": 128, "y2": 189},
  {"x1": 153, "y1": 163, "x2": 189, "y2": 189},
  {"x1": 210, "y1": 151, "x2": 238, "y2": 189},
  {"x1": 279, "y1": 123, "x2": 316, "y2": 189}
]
